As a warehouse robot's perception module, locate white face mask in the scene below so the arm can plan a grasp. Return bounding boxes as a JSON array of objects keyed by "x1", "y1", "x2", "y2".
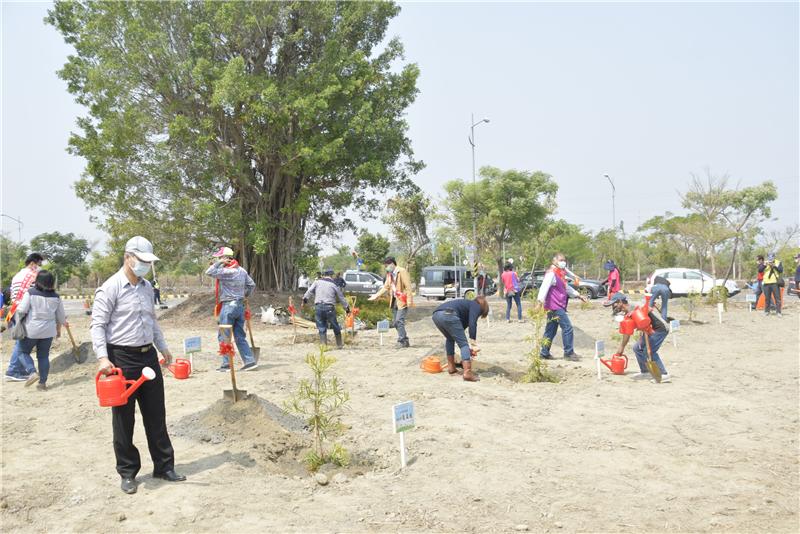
[
  {"x1": 614, "y1": 314, "x2": 625, "y2": 323},
  {"x1": 557, "y1": 260, "x2": 567, "y2": 269},
  {"x1": 131, "y1": 259, "x2": 151, "y2": 278}
]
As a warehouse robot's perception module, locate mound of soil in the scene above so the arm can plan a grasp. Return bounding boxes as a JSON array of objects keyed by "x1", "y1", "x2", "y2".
[
  {"x1": 160, "y1": 291, "x2": 309, "y2": 326},
  {"x1": 49, "y1": 342, "x2": 94, "y2": 374},
  {"x1": 172, "y1": 394, "x2": 310, "y2": 475}
]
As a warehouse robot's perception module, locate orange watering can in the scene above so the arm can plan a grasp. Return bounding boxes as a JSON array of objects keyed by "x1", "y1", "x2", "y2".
[
  {"x1": 96, "y1": 367, "x2": 156, "y2": 407},
  {"x1": 600, "y1": 353, "x2": 628, "y2": 375},
  {"x1": 630, "y1": 305, "x2": 652, "y2": 332},
  {"x1": 619, "y1": 316, "x2": 636, "y2": 336},
  {"x1": 166, "y1": 358, "x2": 191, "y2": 380}
]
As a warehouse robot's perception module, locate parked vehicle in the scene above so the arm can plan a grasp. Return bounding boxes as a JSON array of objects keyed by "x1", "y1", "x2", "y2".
[
  {"x1": 519, "y1": 270, "x2": 607, "y2": 299},
  {"x1": 342, "y1": 270, "x2": 384, "y2": 295},
  {"x1": 419, "y1": 266, "x2": 496, "y2": 300},
  {"x1": 645, "y1": 268, "x2": 739, "y2": 297}
]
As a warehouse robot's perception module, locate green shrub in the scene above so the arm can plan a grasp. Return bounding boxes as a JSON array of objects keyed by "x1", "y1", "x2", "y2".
[
  {"x1": 284, "y1": 347, "x2": 350, "y2": 472},
  {"x1": 706, "y1": 286, "x2": 728, "y2": 308},
  {"x1": 521, "y1": 305, "x2": 559, "y2": 383}
]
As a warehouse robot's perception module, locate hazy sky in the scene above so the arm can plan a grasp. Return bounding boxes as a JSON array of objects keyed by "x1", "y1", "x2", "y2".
[{"x1": 2, "y1": 1, "x2": 798, "y2": 254}]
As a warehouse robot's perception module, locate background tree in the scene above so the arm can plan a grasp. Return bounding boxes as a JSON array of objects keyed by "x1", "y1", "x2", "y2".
[
  {"x1": 680, "y1": 172, "x2": 737, "y2": 277},
  {"x1": 1, "y1": 234, "x2": 27, "y2": 288},
  {"x1": 717, "y1": 181, "x2": 778, "y2": 282},
  {"x1": 356, "y1": 231, "x2": 390, "y2": 274},
  {"x1": 382, "y1": 190, "x2": 435, "y2": 280},
  {"x1": 444, "y1": 166, "x2": 557, "y2": 275},
  {"x1": 29, "y1": 232, "x2": 90, "y2": 288},
  {"x1": 48, "y1": 1, "x2": 421, "y2": 290}
]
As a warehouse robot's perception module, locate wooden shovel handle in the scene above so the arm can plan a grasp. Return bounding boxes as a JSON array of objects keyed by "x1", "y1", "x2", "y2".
[
  {"x1": 244, "y1": 299, "x2": 256, "y2": 347},
  {"x1": 65, "y1": 324, "x2": 79, "y2": 351}
]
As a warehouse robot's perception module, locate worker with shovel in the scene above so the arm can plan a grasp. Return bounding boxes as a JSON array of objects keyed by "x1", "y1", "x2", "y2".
[
  {"x1": 606, "y1": 293, "x2": 671, "y2": 383},
  {"x1": 303, "y1": 267, "x2": 351, "y2": 348},
  {"x1": 206, "y1": 247, "x2": 258, "y2": 372}
]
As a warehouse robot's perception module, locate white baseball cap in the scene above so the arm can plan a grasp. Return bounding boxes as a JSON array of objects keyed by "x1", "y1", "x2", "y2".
[{"x1": 124, "y1": 236, "x2": 159, "y2": 262}]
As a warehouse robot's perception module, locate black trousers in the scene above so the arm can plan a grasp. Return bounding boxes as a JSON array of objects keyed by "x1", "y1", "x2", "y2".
[{"x1": 107, "y1": 344, "x2": 175, "y2": 479}]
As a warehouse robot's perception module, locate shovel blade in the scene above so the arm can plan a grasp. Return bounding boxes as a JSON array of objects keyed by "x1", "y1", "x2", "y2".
[
  {"x1": 647, "y1": 360, "x2": 662, "y2": 383},
  {"x1": 252, "y1": 347, "x2": 261, "y2": 363},
  {"x1": 223, "y1": 389, "x2": 247, "y2": 402}
]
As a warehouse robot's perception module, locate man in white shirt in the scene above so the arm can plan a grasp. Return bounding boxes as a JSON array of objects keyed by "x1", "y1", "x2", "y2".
[{"x1": 91, "y1": 236, "x2": 185, "y2": 494}]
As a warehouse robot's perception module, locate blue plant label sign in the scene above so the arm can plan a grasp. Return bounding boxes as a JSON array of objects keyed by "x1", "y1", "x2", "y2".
[
  {"x1": 183, "y1": 336, "x2": 202, "y2": 354},
  {"x1": 392, "y1": 401, "x2": 415, "y2": 433}
]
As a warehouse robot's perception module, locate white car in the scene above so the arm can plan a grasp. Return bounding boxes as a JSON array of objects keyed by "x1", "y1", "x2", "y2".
[{"x1": 645, "y1": 268, "x2": 739, "y2": 297}]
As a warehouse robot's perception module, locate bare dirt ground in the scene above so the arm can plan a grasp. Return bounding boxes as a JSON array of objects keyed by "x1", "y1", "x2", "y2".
[{"x1": 1, "y1": 295, "x2": 798, "y2": 533}]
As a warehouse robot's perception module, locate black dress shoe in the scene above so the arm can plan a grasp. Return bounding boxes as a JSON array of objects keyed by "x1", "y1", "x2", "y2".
[
  {"x1": 153, "y1": 469, "x2": 186, "y2": 482},
  {"x1": 121, "y1": 477, "x2": 137, "y2": 494}
]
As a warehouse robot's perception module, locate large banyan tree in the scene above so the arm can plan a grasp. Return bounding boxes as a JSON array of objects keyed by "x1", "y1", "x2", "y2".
[{"x1": 48, "y1": 1, "x2": 420, "y2": 289}]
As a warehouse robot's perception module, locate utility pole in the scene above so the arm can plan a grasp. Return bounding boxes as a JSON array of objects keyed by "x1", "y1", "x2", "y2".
[
  {"x1": 0, "y1": 214, "x2": 23, "y2": 242},
  {"x1": 469, "y1": 114, "x2": 489, "y2": 290}
]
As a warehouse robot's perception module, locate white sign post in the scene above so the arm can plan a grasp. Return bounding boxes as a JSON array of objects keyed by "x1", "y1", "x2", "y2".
[
  {"x1": 392, "y1": 401, "x2": 415, "y2": 468},
  {"x1": 670, "y1": 320, "x2": 680, "y2": 348},
  {"x1": 746, "y1": 293, "x2": 757, "y2": 312},
  {"x1": 377, "y1": 320, "x2": 390, "y2": 346},
  {"x1": 594, "y1": 340, "x2": 605, "y2": 381},
  {"x1": 717, "y1": 302, "x2": 724, "y2": 324},
  {"x1": 183, "y1": 336, "x2": 202, "y2": 368}
]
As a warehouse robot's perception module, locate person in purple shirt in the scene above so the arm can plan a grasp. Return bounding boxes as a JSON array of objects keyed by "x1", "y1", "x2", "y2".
[{"x1": 536, "y1": 253, "x2": 588, "y2": 361}]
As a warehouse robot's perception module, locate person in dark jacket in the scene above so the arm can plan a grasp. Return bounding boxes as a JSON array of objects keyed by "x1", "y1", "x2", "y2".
[
  {"x1": 649, "y1": 275, "x2": 671, "y2": 320},
  {"x1": 333, "y1": 272, "x2": 347, "y2": 291},
  {"x1": 431, "y1": 296, "x2": 489, "y2": 382}
]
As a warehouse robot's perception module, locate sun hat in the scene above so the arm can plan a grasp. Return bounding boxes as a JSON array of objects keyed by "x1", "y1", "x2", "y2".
[
  {"x1": 212, "y1": 246, "x2": 234, "y2": 258},
  {"x1": 603, "y1": 293, "x2": 628, "y2": 307}
]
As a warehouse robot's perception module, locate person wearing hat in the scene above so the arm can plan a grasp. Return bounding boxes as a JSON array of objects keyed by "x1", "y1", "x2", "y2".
[
  {"x1": 606, "y1": 293, "x2": 671, "y2": 383},
  {"x1": 4, "y1": 253, "x2": 44, "y2": 382},
  {"x1": 762, "y1": 252, "x2": 784, "y2": 316},
  {"x1": 368, "y1": 257, "x2": 413, "y2": 348},
  {"x1": 91, "y1": 236, "x2": 185, "y2": 494},
  {"x1": 603, "y1": 260, "x2": 621, "y2": 301},
  {"x1": 303, "y1": 267, "x2": 351, "y2": 348},
  {"x1": 206, "y1": 246, "x2": 258, "y2": 371},
  {"x1": 537, "y1": 253, "x2": 588, "y2": 361}
]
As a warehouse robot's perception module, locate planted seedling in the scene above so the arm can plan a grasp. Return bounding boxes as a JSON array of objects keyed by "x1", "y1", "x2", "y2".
[{"x1": 284, "y1": 346, "x2": 351, "y2": 471}]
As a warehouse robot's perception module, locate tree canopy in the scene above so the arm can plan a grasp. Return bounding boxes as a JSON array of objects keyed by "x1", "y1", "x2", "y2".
[
  {"x1": 48, "y1": 0, "x2": 420, "y2": 290},
  {"x1": 29, "y1": 232, "x2": 90, "y2": 287}
]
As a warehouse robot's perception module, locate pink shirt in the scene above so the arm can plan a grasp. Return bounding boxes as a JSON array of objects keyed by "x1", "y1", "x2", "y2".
[
  {"x1": 607, "y1": 268, "x2": 621, "y2": 293},
  {"x1": 501, "y1": 271, "x2": 519, "y2": 292}
]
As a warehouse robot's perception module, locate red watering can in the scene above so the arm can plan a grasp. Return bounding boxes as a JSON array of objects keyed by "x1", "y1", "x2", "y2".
[
  {"x1": 166, "y1": 358, "x2": 191, "y2": 380},
  {"x1": 630, "y1": 305, "x2": 652, "y2": 331},
  {"x1": 619, "y1": 316, "x2": 636, "y2": 336},
  {"x1": 600, "y1": 353, "x2": 628, "y2": 375},
  {"x1": 96, "y1": 367, "x2": 156, "y2": 407}
]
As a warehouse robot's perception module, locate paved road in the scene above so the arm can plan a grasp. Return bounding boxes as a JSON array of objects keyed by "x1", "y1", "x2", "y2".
[{"x1": 62, "y1": 297, "x2": 189, "y2": 318}]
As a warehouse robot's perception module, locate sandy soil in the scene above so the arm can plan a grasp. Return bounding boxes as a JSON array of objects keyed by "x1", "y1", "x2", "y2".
[{"x1": 1, "y1": 295, "x2": 798, "y2": 533}]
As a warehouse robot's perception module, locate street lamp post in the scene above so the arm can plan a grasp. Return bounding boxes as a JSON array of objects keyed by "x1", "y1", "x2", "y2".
[
  {"x1": 469, "y1": 114, "x2": 489, "y2": 290},
  {"x1": 603, "y1": 173, "x2": 616, "y2": 232},
  {"x1": 0, "y1": 214, "x2": 23, "y2": 242}
]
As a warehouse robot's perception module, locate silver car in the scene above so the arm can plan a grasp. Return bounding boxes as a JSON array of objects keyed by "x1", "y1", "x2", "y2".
[{"x1": 342, "y1": 270, "x2": 384, "y2": 295}]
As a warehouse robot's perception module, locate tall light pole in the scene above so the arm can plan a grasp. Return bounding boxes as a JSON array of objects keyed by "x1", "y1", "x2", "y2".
[
  {"x1": 469, "y1": 114, "x2": 489, "y2": 284},
  {"x1": 0, "y1": 214, "x2": 23, "y2": 242},
  {"x1": 603, "y1": 173, "x2": 616, "y2": 232}
]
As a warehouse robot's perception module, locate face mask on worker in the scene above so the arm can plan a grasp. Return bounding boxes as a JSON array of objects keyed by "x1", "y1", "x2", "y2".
[
  {"x1": 614, "y1": 313, "x2": 625, "y2": 323},
  {"x1": 385, "y1": 265, "x2": 395, "y2": 273},
  {"x1": 131, "y1": 258, "x2": 151, "y2": 278},
  {"x1": 557, "y1": 260, "x2": 567, "y2": 269}
]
